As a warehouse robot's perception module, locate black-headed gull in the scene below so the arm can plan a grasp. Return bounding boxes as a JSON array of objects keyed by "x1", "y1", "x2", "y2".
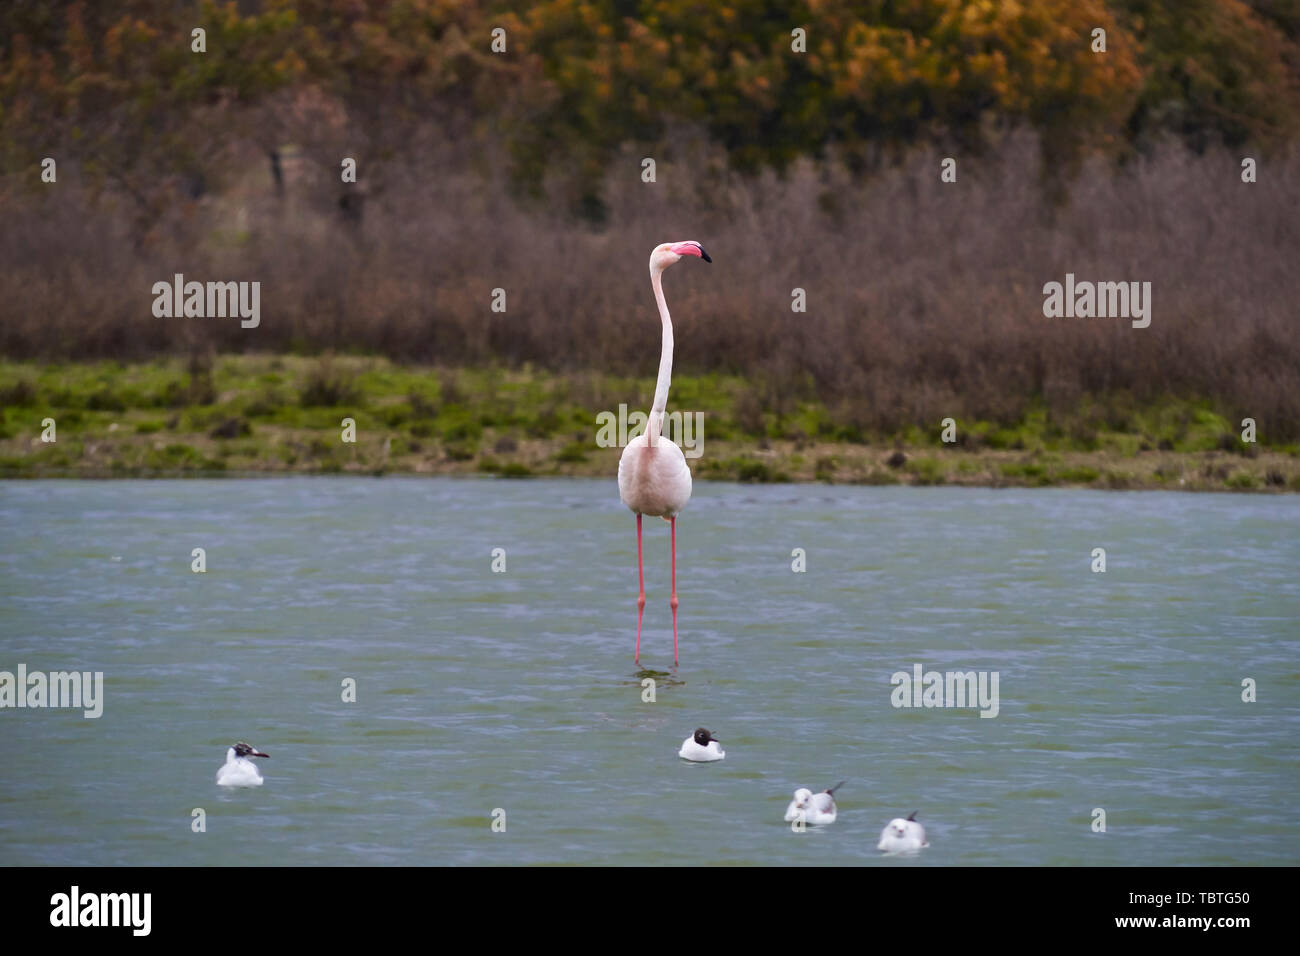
[
  {"x1": 678, "y1": 727, "x2": 725, "y2": 761},
  {"x1": 784, "y1": 781, "x2": 845, "y2": 825},
  {"x1": 877, "y1": 811, "x2": 928, "y2": 852},
  {"x1": 216, "y1": 741, "x2": 269, "y2": 787}
]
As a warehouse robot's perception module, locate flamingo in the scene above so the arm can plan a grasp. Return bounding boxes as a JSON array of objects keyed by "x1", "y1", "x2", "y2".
[{"x1": 618, "y1": 240, "x2": 711, "y2": 665}]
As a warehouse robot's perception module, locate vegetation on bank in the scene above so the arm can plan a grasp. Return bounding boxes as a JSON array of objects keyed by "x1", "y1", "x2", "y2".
[
  {"x1": 2, "y1": 355, "x2": 1296, "y2": 491},
  {"x1": 4, "y1": 6, "x2": 1298, "y2": 438},
  {"x1": 6, "y1": 141, "x2": 1299, "y2": 443}
]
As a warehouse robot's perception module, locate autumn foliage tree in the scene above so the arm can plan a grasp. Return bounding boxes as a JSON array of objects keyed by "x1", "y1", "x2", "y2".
[{"x1": 3, "y1": 0, "x2": 1297, "y2": 225}]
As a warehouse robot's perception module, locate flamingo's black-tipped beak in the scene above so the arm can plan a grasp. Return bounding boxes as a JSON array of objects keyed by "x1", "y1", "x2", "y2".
[{"x1": 699, "y1": 247, "x2": 712, "y2": 263}]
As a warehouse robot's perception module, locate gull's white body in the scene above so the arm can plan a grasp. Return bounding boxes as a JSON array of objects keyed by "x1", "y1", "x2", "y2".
[
  {"x1": 784, "y1": 787, "x2": 838, "y2": 825},
  {"x1": 678, "y1": 736, "x2": 725, "y2": 762},
  {"x1": 877, "y1": 816, "x2": 928, "y2": 853},
  {"x1": 216, "y1": 748, "x2": 264, "y2": 787}
]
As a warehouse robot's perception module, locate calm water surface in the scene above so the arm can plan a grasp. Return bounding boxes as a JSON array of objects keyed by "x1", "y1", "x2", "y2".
[{"x1": 1, "y1": 478, "x2": 1297, "y2": 865}]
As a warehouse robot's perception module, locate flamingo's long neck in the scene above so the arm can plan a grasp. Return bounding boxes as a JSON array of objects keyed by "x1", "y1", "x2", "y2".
[{"x1": 648, "y1": 266, "x2": 673, "y2": 446}]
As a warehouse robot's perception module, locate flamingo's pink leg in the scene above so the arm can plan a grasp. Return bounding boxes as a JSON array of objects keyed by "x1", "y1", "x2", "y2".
[
  {"x1": 635, "y1": 513, "x2": 646, "y2": 663},
  {"x1": 670, "y1": 516, "x2": 679, "y2": 665}
]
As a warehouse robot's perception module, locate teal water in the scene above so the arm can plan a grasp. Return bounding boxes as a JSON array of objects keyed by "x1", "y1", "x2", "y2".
[{"x1": 1, "y1": 478, "x2": 1297, "y2": 866}]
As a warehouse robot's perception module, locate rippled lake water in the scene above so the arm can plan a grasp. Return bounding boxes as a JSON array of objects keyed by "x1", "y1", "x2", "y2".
[{"x1": 1, "y1": 478, "x2": 1297, "y2": 865}]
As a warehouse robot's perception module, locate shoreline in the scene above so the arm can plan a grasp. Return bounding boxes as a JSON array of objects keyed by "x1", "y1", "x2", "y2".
[
  {"x1": 3, "y1": 450, "x2": 1295, "y2": 492},
  {"x1": 2, "y1": 355, "x2": 1297, "y2": 492}
]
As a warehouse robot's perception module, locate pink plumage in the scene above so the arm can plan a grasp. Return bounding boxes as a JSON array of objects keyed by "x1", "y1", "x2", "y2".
[{"x1": 618, "y1": 241, "x2": 711, "y2": 664}]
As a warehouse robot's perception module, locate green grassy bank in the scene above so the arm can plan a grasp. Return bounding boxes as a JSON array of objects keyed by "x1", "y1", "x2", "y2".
[{"x1": 1, "y1": 355, "x2": 1297, "y2": 491}]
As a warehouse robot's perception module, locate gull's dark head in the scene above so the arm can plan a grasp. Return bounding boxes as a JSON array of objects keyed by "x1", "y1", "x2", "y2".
[
  {"x1": 693, "y1": 727, "x2": 719, "y2": 747},
  {"x1": 233, "y1": 741, "x2": 269, "y2": 759}
]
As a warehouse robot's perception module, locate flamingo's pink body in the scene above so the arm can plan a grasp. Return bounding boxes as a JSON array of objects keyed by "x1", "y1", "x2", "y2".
[
  {"x1": 617, "y1": 433, "x2": 692, "y2": 519},
  {"x1": 619, "y1": 240, "x2": 710, "y2": 664}
]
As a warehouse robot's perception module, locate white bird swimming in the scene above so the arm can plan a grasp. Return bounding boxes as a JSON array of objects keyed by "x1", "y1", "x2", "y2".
[
  {"x1": 784, "y1": 781, "x2": 845, "y2": 825},
  {"x1": 877, "y1": 811, "x2": 928, "y2": 853},
  {"x1": 678, "y1": 727, "x2": 725, "y2": 762},
  {"x1": 216, "y1": 741, "x2": 269, "y2": 787}
]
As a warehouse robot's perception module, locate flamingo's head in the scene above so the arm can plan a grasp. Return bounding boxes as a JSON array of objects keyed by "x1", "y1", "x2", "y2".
[{"x1": 651, "y1": 240, "x2": 711, "y2": 273}]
